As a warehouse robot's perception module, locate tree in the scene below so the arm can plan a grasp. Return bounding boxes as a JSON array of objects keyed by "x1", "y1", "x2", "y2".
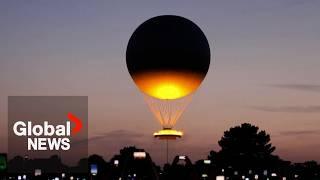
[
  {"x1": 109, "y1": 146, "x2": 160, "y2": 180},
  {"x1": 211, "y1": 123, "x2": 278, "y2": 171}
]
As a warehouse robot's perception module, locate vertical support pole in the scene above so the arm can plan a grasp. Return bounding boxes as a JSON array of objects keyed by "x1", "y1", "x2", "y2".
[{"x1": 166, "y1": 139, "x2": 169, "y2": 164}]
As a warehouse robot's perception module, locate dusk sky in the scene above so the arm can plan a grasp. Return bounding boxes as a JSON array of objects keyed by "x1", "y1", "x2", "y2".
[{"x1": 1, "y1": 0, "x2": 320, "y2": 165}]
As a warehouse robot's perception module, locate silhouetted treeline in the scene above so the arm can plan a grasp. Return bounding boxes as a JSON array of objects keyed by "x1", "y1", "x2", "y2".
[{"x1": 1, "y1": 123, "x2": 320, "y2": 180}]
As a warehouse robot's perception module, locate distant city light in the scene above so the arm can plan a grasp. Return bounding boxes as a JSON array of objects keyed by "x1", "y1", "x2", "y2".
[
  {"x1": 204, "y1": 160, "x2": 211, "y2": 164},
  {"x1": 34, "y1": 169, "x2": 41, "y2": 176},
  {"x1": 216, "y1": 176, "x2": 225, "y2": 180},
  {"x1": 179, "y1": 156, "x2": 186, "y2": 160},
  {"x1": 133, "y1": 152, "x2": 146, "y2": 159},
  {"x1": 202, "y1": 174, "x2": 208, "y2": 177},
  {"x1": 90, "y1": 164, "x2": 98, "y2": 176},
  {"x1": 271, "y1": 173, "x2": 277, "y2": 177}
]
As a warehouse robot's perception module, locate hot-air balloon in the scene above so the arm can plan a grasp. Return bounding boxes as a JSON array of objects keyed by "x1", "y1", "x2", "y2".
[{"x1": 126, "y1": 15, "x2": 210, "y2": 162}]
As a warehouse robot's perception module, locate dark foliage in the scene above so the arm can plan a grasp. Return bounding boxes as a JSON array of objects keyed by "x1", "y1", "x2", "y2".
[{"x1": 212, "y1": 123, "x2": 278, "y2": 170}]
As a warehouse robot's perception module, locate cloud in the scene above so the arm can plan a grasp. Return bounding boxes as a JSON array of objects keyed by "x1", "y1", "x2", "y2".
[
  {"x1": 98, "y1": 130, "x2": 144, "y2": 138},
  {"x1": 279, "y1": 130, "x2": 320, "y2": 136},
  {"x1": 240, "y1": 0, "x2": 318, "y2": 16},
  {"x1": 88, "y1": 130, "x2": 145, "y2": 143},
  {"x1": 253, "y1": 105, "x2": 320, "y2": 113},
  {"x1": 269, "y1": 84, "x2": 320, "y2": 92},
  {"x1": 72, "y1": 129, "x2": 146, "y2": 146}
]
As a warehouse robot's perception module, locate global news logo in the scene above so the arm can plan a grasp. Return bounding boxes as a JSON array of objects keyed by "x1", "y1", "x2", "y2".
[{"x1": 12, "y1": 113, "x2": 82, "y2": 151}]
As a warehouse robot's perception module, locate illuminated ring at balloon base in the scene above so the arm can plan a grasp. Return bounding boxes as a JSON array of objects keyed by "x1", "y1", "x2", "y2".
[{"x1": 153, "y1": 129, "x2": 183, "y2": 140}]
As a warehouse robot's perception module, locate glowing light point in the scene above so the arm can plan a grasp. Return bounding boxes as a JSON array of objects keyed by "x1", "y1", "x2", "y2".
[{"x1": 153, "y1": 129, "x2": 183, "y2": 139}]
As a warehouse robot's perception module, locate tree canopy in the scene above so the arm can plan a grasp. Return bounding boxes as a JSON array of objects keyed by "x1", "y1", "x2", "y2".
[{"x1": 209, "y1": 123, "x2": 280, "y2": 170}]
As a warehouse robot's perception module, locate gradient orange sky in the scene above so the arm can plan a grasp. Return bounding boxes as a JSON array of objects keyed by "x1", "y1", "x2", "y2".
[{"x1": 0, "y1": 0, "x2": 320, "y2": 165}]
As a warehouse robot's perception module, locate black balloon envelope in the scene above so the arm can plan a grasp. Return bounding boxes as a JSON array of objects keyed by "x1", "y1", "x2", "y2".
[
  {"x1": 126, "y1": 15, "x2": 210, "y2": 100},
  {"x1": 126, "y1": 15, "x2": 211, "y2": 139}
]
